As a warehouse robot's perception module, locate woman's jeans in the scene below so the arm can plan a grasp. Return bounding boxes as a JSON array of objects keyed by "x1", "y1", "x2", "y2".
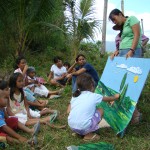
[
  {"x1": 72, "y1": 75, "x2": 77, "y2": 93},
  {"x1": 119, "y1": 48, "x2": 142, "y2": 58}
]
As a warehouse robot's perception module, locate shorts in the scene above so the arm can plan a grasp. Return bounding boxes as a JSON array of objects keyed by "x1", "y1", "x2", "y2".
[
  {"x1": 57, "y1": 78, "x2": 68, "y2": 86},
  {"x1": 24, "y1": 88, "x2": 36, "y2": 102},
  {"x1": 0, "y1": 117, "x2": 18, "y2": 137},
  {"x1": 71, "y1": 110, "x2": 101, "y2": 135}
]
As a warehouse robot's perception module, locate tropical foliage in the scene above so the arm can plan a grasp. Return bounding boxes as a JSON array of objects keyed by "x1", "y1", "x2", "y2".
[
  {"x1": 0, "y1": 0, "x2": 65, "y2": 62},
  {"x1": 0, "y1": 0, "x2": 101, "y2": 64},
  {"x1": 64, "y1": 0, "x2": 100, "y2": 58}
]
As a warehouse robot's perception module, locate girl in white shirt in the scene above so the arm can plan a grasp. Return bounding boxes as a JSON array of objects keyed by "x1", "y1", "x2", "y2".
[
  {"x1": 7, "y1": 72, "x2": 59, "y2": 126},
  {"x1": 67, "y1": 73, "x2": 119, "y2": 141},
  {"x1": 48, "y1": 57, "x2": 67, "y2": 87}
]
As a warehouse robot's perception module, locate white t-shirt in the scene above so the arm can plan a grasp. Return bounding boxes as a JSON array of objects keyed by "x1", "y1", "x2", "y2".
[
  {"x1": 50, "y1": 64, "x2": 67, "y2": 79},
  {"x1": 14, "y1": 68, "x2": 23, "y2": 74},
  {"x1": 68, "y1": 91, "x2": 103, "y2": 130}
]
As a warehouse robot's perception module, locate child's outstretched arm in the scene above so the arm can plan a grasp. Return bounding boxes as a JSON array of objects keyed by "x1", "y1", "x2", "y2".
[{"x1": 102, "y1": 94, "x2": 120, "y2": 102}]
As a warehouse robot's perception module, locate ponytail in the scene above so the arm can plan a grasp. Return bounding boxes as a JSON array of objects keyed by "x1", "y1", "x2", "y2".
[{"x1": 73, "y1": 89, "x2": 81, "y2": 97}]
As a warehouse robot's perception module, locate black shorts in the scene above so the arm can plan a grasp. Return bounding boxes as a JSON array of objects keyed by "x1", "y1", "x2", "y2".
[{"x1": 57, "y1": 77, "x2": 68, "y2": 85}]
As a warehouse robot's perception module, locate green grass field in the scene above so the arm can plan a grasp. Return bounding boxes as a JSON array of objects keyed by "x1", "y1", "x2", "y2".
[
  {"x1": 1, "y1": 53, "x2": 150, "y2": 150},
  {"x1": 3, "y1": 81, "x2": 150, "y2": 150}
]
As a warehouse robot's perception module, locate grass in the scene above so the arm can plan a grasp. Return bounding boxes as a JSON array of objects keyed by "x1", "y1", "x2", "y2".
[
  {"x1": 1, "y1": 53, "x2": 150, "y2": 150},
  {"x1": 4, "y1": 80, "x2": 150, "y2": 150}
]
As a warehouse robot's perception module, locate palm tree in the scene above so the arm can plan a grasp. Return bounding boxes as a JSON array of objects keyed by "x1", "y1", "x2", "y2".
[
  {"x1": 64, "y1": 0, "x2": 100, "y2": 58},
  {"x1": 0, "y1": 0, "x2": 65, "y2": 58}
]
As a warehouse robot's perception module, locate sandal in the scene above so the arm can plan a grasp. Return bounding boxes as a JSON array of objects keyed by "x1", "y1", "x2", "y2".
[
  {"x1": 33, "y1": 121, "x2": 40, "y2": 136},
  {"x1": 49, "y1": 95, "x2": 61, "y2": 99},
  {"x1": 49, "y1": 111, "x2": 58, "y2": 123},
  {"x1": 83, "y1": 133, "x2": 100, "y2": 141},
  {"x1": 58, "y1": 88, "x2": 64, "y2": 95},
  {"x1": 28, "y1": 136, "x2": 38, "y2": 145}
]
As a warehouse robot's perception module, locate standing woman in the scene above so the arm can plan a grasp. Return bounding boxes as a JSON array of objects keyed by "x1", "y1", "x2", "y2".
[
  {"x1": 109, "y1": 9, "x2": 142, "y2": 124},
  {"x1": 109, "y1": 9, "x2": 142, "y2": 58}
]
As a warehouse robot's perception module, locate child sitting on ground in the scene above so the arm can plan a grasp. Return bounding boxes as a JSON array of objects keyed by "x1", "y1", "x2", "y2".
[
  {"x1": 63, "y1": 62, "x2": 71, "y2": 71},
  {"x1": 0, "y1": 90, "x2": 40, "y2": 145},
  {"x1": 25, "y1": 67, "x2": 62, "y2": 99},
  {"x1": 63, "y1": 62, "x2": 72, "y2": 84},
  {"x1": 67, "y1": 73, "x2": 119, "y2": 141},
  {"x1": 7, "y1": 72, "x2": 59, "y2": 126},
  {"x1": 14, "y1": 56, "x2": 49, "y2": 109},
  {"x1": 48, "y1": 56, "x2": 68, "y2": 87}
]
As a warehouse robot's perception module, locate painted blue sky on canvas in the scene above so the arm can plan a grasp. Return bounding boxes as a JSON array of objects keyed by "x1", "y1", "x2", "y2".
[{"x1": 100, "y1": 57, "x2": 150, "y2": 102}]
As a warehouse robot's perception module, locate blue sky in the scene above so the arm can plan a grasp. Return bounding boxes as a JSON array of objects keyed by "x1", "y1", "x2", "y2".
[
  {"x1": 109, "y1": 0, "x2": 150, "y2": 14},
  {"x1": 108, "y1": 0, "x2": 150, "y2": 13}
]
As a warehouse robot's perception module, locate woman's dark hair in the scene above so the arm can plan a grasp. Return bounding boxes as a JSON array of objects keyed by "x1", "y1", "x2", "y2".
[
  {"x1": 53, "y1": 56, "x2": 62, "y2": 63},
  {"x1": 14, "y1": 56, "x2": 26, "y2": 69},
  {"x1": 63, "y1": 62, "x2": 70, "y2": 68},
  {"x1": 75, "y1": 54, "x2": 86, "y2": 62},
  {"x1": 73, "y1": 73, "x2": 95, "y2": 97},
  {"x1": 0, "y1": 80, "x2": 8, "y2": 90},
  {"x1": 9, "y1": 72, "x2": 24, "y2": 102},
  {"x1": 109, "y1": 8, "x2": 124, "y2": 21}
]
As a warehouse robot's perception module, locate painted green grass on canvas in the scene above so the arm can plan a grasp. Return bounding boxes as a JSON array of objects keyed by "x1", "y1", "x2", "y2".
[{"x1": 95, "y1": 80, "x2": 136, "y2": 134}]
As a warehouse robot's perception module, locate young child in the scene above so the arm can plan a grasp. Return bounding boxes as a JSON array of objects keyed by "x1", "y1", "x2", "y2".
[
  {"x1": 0, "y1": 90, "x2": 39, "y2": 145},
  {"x1": 67, "y1": 73, "x2": 119, "y2": 141},
  {"x1": 63, "y1": 62, "x2": 71, "y2": 71},
  {"x1": 63, "y1": 62, "x2": 72, "y2": 84},
  {"x1": 7, "y1": 72, "x2": 59, "y2": 126},
  {"x1": 25, "y1": 67, "x2": 62, "y2": 98},
  {"x1": 0, "y1": 80, "x2": 40, "y2": 134},
  {"x1": 14, "y1": 56, "x2": 49, "y2": 109}
]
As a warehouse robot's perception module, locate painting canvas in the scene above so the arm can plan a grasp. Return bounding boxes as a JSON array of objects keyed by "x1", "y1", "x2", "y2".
[{"x1": 95, "y1": 57, "x2": 150, "y2": 135}]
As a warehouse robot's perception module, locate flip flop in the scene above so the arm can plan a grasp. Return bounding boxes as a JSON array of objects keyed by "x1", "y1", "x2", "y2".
[
  {"x1": 49, "y1": 95, "x2": 61, "y2": 99},
  {"x1": 83, "y1": 133, "x2": 100, "y2": 142},
  {"x1": 49, "y1": 111, "x2": 58, "y2": 123},
  {"x1": 28, "y1": 136, "x2": 38, "y2": 145},
  {"x1": 33, "y1": 121, "x2": 40, "y2": 136},
  {"x1": 58, "y1": 88, "x2": 64, "y2": 95}
]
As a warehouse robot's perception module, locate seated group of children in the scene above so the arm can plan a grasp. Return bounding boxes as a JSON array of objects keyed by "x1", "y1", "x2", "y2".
[
  {"x1": 0, "y1": 56, "x2": 66, "y2": 147},
  {"x1": 0, "y1": 55, "x2": 120, "y2": 147}
]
